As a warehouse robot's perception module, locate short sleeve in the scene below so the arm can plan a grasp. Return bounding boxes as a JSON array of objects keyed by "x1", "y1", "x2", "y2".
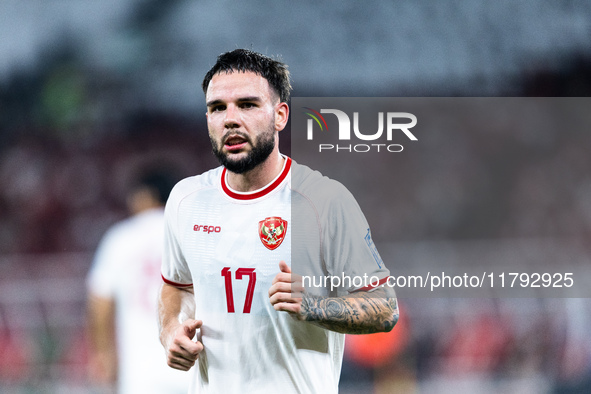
[
  {"x1": 86, "y1": 226, "x2": 125, "y2": 298},
  {"x1": 161, "y1": 184, "x2": 193, "y2": 287},
  {"x1": 321, "y1": 182, "x2": 390, "y2": 295}
]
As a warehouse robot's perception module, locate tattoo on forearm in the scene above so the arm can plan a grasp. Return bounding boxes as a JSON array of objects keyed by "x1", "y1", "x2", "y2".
[{"x1": 300, "y1": 289, "x2": 399, "y2": 334}]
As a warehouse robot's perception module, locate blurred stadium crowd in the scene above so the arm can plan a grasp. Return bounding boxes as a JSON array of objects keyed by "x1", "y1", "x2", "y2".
[
  {"x1": 1, "y1": 70, "x2": 591, "y2": 394},
  {"x1": 2, "y1": 1, "x2": 591, "y2": 393}
]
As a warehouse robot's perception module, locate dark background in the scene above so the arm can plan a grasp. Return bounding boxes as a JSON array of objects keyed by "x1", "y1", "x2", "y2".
[{"x1": 1, "y1": 1, "x2": 591, "y2": 392}]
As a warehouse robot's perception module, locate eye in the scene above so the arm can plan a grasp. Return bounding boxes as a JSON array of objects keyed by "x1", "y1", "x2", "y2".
[
  {"x1": 240, "y1": 102, "x2": 256, "y2": 109},
  {"x1": 210, "y1": 105, "x2": 226, "y2": 113}
]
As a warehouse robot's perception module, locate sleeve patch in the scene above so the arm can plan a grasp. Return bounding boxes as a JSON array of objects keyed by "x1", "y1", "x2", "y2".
[{"x1": 364, "y1": 228, "x2": 383, "y2": 268}]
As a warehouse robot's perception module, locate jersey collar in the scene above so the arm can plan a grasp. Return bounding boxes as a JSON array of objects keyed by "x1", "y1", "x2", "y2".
[{"x1": 221, "y1": 156, "x2": 291, "y2": 200}]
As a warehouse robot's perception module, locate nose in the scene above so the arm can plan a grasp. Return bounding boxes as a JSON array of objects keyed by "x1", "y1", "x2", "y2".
[{"x1": 224, "y1": 104, "x2": 240, "y2": 129}]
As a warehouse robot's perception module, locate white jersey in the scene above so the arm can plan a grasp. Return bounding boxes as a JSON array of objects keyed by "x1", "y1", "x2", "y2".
[
  {"x1": 161, "y1": 156, "x2": 390, "y2": 393},
  {"x1": 87, "y1": 208, "x2": 191, "y2": 394}
]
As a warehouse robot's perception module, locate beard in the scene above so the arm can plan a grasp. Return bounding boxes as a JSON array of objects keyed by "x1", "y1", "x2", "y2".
[{"x1": 210, "y1": 127, "x2": 276, "y2": 174}]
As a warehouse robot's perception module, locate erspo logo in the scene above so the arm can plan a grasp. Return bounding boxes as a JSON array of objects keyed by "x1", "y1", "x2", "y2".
[
  {"x1": 194, "y1": 224, "x2": 221, "y2": 234},
  {"x1": 303, "y1": 107, "x2": 417, "y2": 153}
]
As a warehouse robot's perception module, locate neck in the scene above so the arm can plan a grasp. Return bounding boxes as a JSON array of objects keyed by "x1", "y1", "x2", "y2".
[{"x1": 226, "y1": 150, "x2": 285, "y2": 192}]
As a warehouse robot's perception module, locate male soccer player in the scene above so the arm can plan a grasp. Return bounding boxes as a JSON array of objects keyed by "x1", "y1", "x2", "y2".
[
  {"x1": 158, "y1": 49, "x2": 398, "y2": 393},
  {"x1": 87, "y1": 166, "x2": 190, "y2": 393}
]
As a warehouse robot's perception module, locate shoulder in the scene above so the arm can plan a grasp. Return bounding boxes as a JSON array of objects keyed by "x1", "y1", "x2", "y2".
[
  {"x1": 99, "y1": 216, "x2": 136, "y2": 245},
  {"x1": 290, "y1": 160, "x2": 356, "y2": 207},
  {"x1": 167, "y1": 166, "x2": 223, "y2": 205},
  {"x1": 92, "y1": 216, "x2": 137, "y2": 266},
  {"x1": 99, "y1": 207, "x2": 164, "y2": 246}
]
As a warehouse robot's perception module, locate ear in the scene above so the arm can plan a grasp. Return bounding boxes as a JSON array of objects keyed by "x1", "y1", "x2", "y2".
[{"x1": 275, "y1": 102, "x2": 289, "y2": 132}]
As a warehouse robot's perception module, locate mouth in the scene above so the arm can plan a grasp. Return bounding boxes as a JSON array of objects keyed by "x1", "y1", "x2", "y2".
[{"x1": 223, "y1": 134, "x2": 249, "y2": 152}]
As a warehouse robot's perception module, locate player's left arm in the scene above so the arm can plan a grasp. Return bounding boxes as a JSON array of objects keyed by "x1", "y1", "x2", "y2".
[
  {"x1": 86, "y1": 293, "x2": 118, "y2": 383},
  {"x1": 269, "y1": 261, "x2": 399, "y2": 334},
  {"x1": 300, "y1": 287, "x2": 398, "y2": 334}
]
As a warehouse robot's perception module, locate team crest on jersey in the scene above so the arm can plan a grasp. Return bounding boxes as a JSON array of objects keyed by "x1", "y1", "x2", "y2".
[{"x1": 258, "y1": 216, "x2": 288, "y2": 250}]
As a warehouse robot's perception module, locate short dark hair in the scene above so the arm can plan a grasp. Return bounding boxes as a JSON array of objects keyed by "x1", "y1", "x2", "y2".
[
  {"x1": 202, "y1": 49, "x2": 292, "y2": 103},
  {"x1": 130, "y1": 166, "x2": 181, "y2": 205}
]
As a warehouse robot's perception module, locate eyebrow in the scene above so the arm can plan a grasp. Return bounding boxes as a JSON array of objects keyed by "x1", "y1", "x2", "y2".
[{"x1": 206, "y1": 96, "x2": 262, "y2": 108}]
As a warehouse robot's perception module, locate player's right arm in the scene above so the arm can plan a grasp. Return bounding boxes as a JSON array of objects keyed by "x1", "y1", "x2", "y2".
[{"x1": 158, "y1": 283, "x2": 203, "y2": 371}]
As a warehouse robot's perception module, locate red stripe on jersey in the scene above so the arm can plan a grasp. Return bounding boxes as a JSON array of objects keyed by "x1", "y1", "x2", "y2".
[
  {"x1": 161, "y1": 274, "x2": 193, "y2": 288},
  {"x1": 221, "y1": 157, "x2": 291, "y2": 200},
  {"x1": 350, "y1": 276, "x2": 390, "y2": 293}
]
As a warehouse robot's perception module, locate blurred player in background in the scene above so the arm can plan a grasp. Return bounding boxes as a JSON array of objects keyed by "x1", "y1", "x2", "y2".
[
  {"x1": 158, "y1": 49, "x2": 399, "y2": 393},
  {"x1": 87, "y1": 164, "x2": 190, "y2": 393}
]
